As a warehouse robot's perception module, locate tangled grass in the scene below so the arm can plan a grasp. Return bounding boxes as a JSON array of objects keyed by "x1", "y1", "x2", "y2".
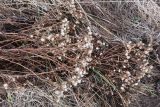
[{"x1": 0, "y1": 0, "x2": 160, "y2": 107}]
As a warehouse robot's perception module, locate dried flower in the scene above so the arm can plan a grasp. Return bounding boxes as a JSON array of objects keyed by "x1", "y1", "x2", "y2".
[{"x1": 3, "y1": 83, "x2": 8, "y2": 89}]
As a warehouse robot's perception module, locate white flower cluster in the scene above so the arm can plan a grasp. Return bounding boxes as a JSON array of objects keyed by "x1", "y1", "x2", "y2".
[
  {"x1": 54, "y1": 27, "x2": 93, "y2": 102},
  {"x1": 120, "y1": 41, "x2": 153, "y2": 92},
  {"x1": 70, "y1": 26, "x2": 93, "y2": 86},
  {"x1": 27, "y1": 0, "x2": 94, "y2": 103},
  {"x1": 37, "y1": 0, "x2": 94, "y2": 103},
  {"x1": 69, "y1": 0, "x2": 76, "y2": 14},
  {"x1": 60, "y1": 18, "x2": 69, "y2": 36},
  {"x1": 38, "y1": 17, "x2": 70, "y2": 47}
]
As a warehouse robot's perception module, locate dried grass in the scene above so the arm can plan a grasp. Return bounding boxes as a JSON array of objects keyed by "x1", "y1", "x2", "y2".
[{"x1": 0, "y1": 0, "x2": 159, "y2": 107}]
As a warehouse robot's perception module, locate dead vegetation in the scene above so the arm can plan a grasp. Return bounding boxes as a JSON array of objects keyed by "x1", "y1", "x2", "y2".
[{"x1": 0, "y1": 0, "x2": 160, "y2": 107}]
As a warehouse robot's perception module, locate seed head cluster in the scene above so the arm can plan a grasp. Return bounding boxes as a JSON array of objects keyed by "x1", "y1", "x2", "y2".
[
  {"x1": 93, "y1": 39, "x2": 153, "y2": 93},
  {"x1": 0, "y1": 0, "x2": 157, "y2": 106},
  {"x1": 27, "y1": 0, "x2": 93, "y2": 102}
]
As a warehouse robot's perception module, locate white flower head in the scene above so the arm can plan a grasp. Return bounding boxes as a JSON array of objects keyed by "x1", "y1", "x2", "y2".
[
  {"x1": 40, "y1": 38, "x2": 45, "y2": 42},
  {"x1": 3, "y1": 83, "x2": 8, "y2": 89},
  {"x1": 30, "y1": 35, "x2": 33, "y2": 38},
  {"x1": 47, "y1": 34, "x2": 53, "y2": 40}
]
